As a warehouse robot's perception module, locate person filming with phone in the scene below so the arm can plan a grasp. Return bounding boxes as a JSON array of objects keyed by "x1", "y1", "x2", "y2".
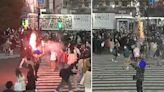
[{"x1": 129, "y1": 57, "x2": 147, "y2": 92}]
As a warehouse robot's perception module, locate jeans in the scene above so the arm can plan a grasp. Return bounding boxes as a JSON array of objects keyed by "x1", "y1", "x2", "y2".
[{"x1": 136, "y1": 80, "x2": 143, "y2": 92}]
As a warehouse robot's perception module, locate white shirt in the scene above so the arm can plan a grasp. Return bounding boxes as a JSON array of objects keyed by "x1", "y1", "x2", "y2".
[
  {"x1": 133, "y1": 47, "x2": 140, "y2": 58},
  {"x1": 50, "y1": 51, "x2": 57, "y2": 61}
]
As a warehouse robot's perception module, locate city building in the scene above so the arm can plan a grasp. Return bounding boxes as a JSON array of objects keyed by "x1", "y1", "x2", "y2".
[
  {"x1": 38, "y1": 0, "x2": 91, "y2": 14},
  {"x1": 92, "y1": 0, "x2": 164, "y2": 31}
]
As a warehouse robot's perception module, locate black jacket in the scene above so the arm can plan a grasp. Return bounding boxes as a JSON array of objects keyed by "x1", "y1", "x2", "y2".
[
  {"x1": 26, "y1": 70, "x2": 36, "y2": 90},
  {"x1": 60, "y1": 66, "x2": 75, "y2": 82},
  {"x1": 130, "y1": 63, "x2": 145, "y2": 81}
]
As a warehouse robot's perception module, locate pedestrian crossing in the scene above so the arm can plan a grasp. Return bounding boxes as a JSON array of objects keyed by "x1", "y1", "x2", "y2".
[
  {"x1": 93, "y1": 54, "x2": 164, "y2": 92},
  {"x1": 36, "y1": 61, "x2": 85, "y2": 92}
]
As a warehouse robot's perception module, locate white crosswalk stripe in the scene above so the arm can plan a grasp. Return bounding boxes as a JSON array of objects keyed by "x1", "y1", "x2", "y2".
[
  {"x1": 36, "y1": 61, "x2": 85, "y2": 92},
  {"x1": 93, "y1": 54, "x2": 164, "y2": 92}
]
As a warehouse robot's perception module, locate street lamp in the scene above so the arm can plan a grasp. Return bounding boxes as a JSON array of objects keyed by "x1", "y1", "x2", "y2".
[{"x1": 146, "y1": 0, "x2": 150, "y2": 38}]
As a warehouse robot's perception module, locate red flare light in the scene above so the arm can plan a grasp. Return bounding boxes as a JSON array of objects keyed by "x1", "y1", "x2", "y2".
[{"x1": 29, "y1": 32, "x2": 37, "y2": 50}]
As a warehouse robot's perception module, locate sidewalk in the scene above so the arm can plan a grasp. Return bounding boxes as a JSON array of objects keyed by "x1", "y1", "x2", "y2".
[{"x1": 0, "y1": 53, "x2": 19, "y2": 60}]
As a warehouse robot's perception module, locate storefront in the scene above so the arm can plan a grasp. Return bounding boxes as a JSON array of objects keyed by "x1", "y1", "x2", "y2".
[
  {"x1": 39, "y1": 14, "x2": 91, "y2": 31},
  {"x1": 115, "y1": 15, "x2": 135, "y2": 32}
]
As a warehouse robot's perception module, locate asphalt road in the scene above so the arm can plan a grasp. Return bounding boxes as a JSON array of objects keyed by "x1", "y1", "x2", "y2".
[{"x1": 0, "y1": 57, "x2": 28, "y2": 92}]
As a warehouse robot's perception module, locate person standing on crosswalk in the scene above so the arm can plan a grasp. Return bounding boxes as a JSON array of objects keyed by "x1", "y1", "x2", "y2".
[
  {"x1": 67, "y1": 45, "x2": 78, "y2": 65},
  {"x1": 26, "y1": 64, "x2": 36, "y2": 92},
  {"x1": 14, "y1": 68, "x2": 26, "y2": 92},
  {"x1": 123, "y1": 46, "x2": 131, "y2": 70},
  {"x1": 112, "y1": 41, "x2": 119, "y2": 62},
  {"x1": 55, "y1": 64, "x2": 75, "y2": 92},
  {"x1": 50, "y1": 51, "x2": 57, "y2": 71},
  {"x1": 133, "y1": 45, "x2": 140, "y2": 62},
  {"x1": 130, "y1": 58, "x2": 146, "y2": 92},
  {"x1": 109, "y1": 38, "x2": 114, "y2": 54},
  {"x1": 80, "y1": 63, "x2": 91, "y2": 92}
]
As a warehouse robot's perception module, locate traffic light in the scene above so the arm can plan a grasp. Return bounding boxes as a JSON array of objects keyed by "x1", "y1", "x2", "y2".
[
  {"x1": 57, "y1": 20, "x2": 63, "y2": 30},
  {"x1": 22, "y1": 19, "x2": 28, "y2": 29}
]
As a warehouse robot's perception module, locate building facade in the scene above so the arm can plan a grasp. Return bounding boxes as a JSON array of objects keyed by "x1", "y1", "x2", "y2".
[
  {"x1": 38, "y1": 0, "x2": 91, "y2": 14},
  {"x1": 93, "y1": 0, "x2": 164, "y2": 17}
]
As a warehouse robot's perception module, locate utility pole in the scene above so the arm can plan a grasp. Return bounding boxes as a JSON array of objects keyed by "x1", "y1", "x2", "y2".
[
  {"x1": 146, "y1": 0, "x2": 149, "y2": 38},
  {"x1": 38, "y1": 7, "x2": 40, "y2": 30}
]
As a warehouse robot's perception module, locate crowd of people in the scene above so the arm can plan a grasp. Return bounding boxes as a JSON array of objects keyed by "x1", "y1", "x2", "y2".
[
  {"x1": 2, "y1": 28, "x2": 91, "y2": 92},
  {"x1": 0, "y1": 28, "x2": 20, "y2": 55},
  {"x1": 93, "y1": 22, "x2": 164, "y2": 92},
  {"x1": 56, "y1": 31, "x2": 91, "y2": 92},
  {"x1": 93, "y1": 24, "x2": 164, "y2": 66}
]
